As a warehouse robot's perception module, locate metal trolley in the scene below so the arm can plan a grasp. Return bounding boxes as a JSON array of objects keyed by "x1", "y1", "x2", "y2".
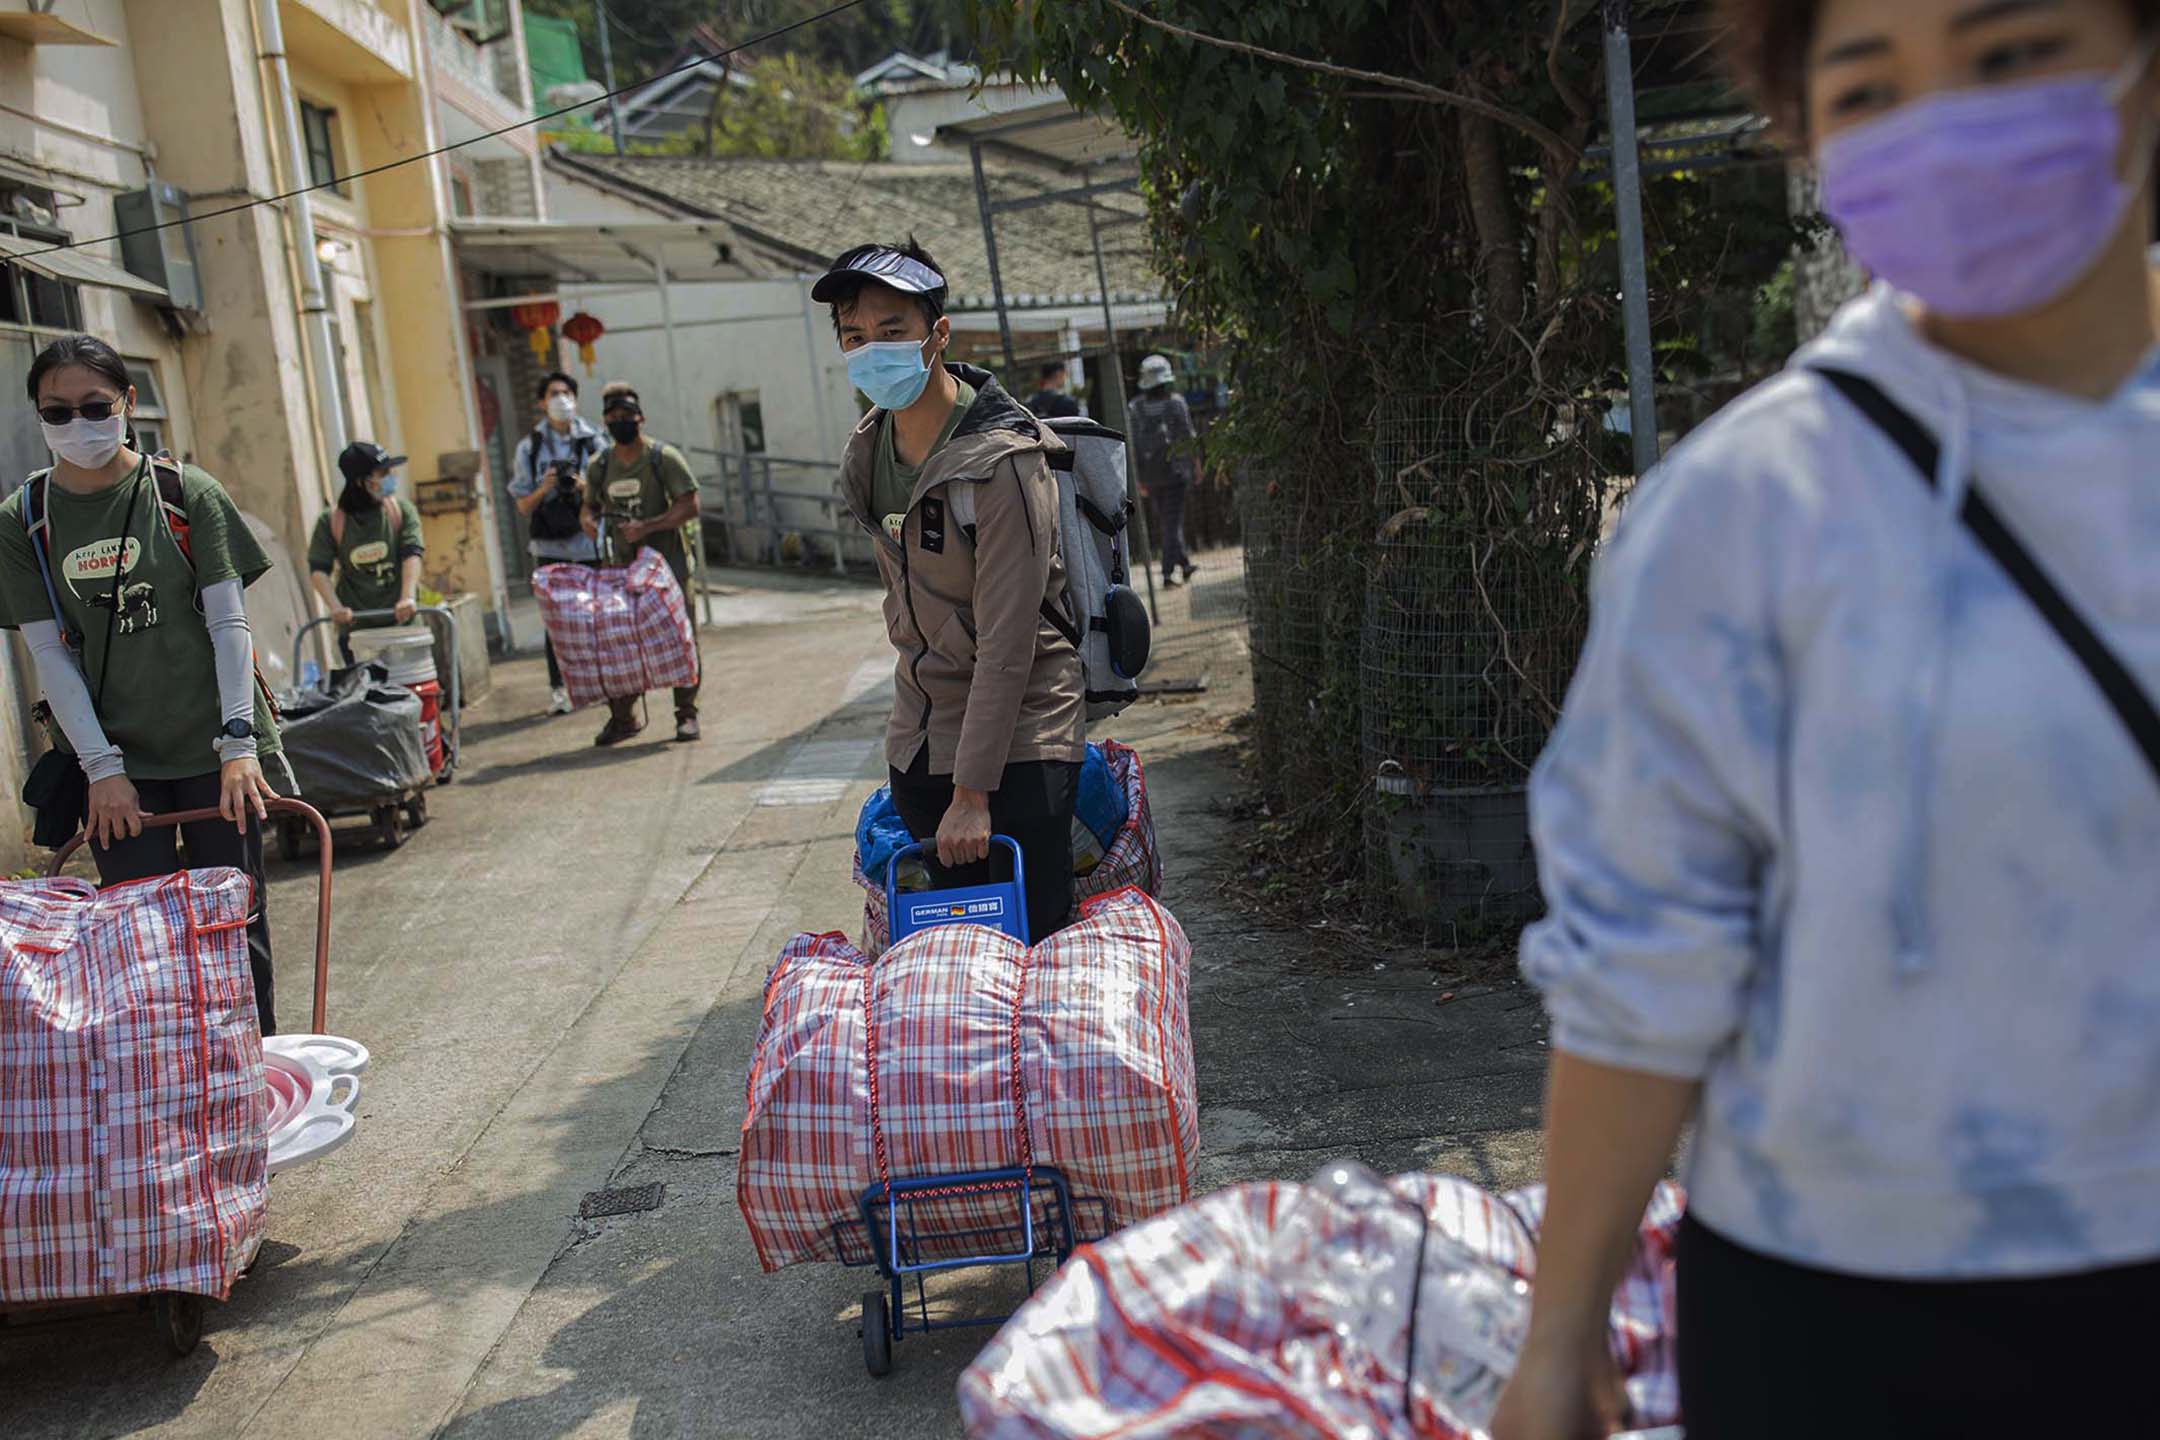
[
  {"x1": 286, "y1": 604, "x2": 464, "y2": 854},
  {"x1": 0, "y1": 799, "x2": 335, "y2": 1357},
  {"x1": 846, "y1": 838, "x2": 1110, "y2": 1377}
]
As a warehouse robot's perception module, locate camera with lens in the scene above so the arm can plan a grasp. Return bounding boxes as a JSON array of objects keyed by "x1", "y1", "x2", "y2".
[{"x1": 548, "y1": 459, "x2": 580, "y2": 493}]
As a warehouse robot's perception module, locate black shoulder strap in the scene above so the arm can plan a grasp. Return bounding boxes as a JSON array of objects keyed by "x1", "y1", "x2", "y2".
[{"x1": 1814, "y1": 366, "x2": 2160, "y2": 785}]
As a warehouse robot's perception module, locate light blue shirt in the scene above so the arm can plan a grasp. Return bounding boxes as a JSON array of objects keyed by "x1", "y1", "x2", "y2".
[
  {"x1": 510, "y1": 416, "x2": 602, "y2": 563},
  {"x1": 1522, "y1": 287, "x2": 2160, "y2": 1279}
]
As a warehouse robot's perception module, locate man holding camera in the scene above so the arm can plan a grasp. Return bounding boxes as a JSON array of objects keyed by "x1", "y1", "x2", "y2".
[{"x1": 509, "y1": 370, "x2": 604, "y2": 715}]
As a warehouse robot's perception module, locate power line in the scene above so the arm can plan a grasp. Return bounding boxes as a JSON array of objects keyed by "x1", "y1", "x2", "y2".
[{"x1": 3, "y1": 0, "x2": 868, "y2": 264}]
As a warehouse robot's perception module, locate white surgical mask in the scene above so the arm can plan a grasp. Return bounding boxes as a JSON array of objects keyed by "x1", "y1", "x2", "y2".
[
  {"x1": 41, "y1": 414, "x2": 126, "y2": 470},
  {"x1": 547, "y1": 394, "x2": 577, "y2": 423}
]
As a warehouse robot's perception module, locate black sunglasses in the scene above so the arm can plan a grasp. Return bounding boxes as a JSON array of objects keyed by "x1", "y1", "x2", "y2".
[{"x1": 37, "y1": 400, "x2": 122, "y2": 425}]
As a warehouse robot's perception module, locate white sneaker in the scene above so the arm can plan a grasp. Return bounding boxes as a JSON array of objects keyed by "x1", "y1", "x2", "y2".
[{"x1": 549, "y1": 687, "x2": 572, "y2": 715}]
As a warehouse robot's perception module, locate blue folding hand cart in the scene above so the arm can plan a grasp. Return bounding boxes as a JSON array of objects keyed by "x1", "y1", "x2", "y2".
[{"x1": 850, "y1": 838, "x2": 1107, "y2": 1377}]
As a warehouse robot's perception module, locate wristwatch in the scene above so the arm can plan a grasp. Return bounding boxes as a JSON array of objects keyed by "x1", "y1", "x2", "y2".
[{"x1": 217, "y1": 719, "x2": 255, "y2": 742}]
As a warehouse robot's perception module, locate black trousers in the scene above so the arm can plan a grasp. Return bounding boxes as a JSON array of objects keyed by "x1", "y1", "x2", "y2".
[
  {"x1": 1676, "y1": 1213, "x2": 2158, "y2": 1438},
  {"x1": 1154, "y1": 481, "x2": 1191, "y2": 578},
  {"x1": 887, "y1": 750, "x2": 1080, "y2": 944},
  {"x1": 90, "y1": 771, "x2": 276, "y2": 1036}
]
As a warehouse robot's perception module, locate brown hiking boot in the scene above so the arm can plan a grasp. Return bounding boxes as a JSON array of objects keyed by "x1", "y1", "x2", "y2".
[{"x1": 594, "y1": 712, "x2": 643, "y2": 747}]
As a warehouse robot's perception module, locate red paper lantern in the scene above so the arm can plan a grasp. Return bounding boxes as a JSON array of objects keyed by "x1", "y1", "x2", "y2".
[
  {"x1": 560, "y1": 311, "x2": 606, "y2": 373},
  {"x1": 509, "y1": 299, "x2": 562, "y2": 363}
]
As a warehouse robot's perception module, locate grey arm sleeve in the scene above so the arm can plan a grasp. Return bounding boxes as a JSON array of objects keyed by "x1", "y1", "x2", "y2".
[
  {"x1": 23, "y1": 619, "x2": 127, "y2": 783},
  {"x1": 203, "y1": 578, "x2": 259, "y2": 763}
]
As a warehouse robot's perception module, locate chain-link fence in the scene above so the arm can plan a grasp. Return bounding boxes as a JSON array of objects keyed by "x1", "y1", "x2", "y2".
[
  {"x1": 1357, "y1": 396, "x2": 1586, "y2": 935},
  {"x1": 1238, "y1": 465, "x2": 1367, "y2": 818}
]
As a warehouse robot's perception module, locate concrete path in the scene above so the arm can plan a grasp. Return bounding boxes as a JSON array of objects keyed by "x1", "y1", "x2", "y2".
[{"x1": 1, "y1": 571, "x2": 1545, "y2": 1439}]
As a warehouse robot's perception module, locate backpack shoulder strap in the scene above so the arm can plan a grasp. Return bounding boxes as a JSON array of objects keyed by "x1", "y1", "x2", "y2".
[
  {"x1": 1814, "y1": 365, "x2": 2160, "y2": 785},
  {"x1": 149, "y1": 455, "x2": 194, "y2": 568},
  {"x1": 330, "y1": 506, "x2": 346, "y2": 545},
  {"x1": 23, "y1": 472, "x2": 70, "y2": 637}
]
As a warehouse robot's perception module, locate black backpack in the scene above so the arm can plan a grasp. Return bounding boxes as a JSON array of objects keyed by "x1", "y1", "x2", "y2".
[{"x1": 528, "y1": 427, "x2": 596, "y2": 541}]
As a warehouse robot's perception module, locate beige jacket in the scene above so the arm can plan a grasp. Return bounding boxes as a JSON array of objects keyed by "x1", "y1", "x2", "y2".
[{"x1": 839, "y1": 366, "x2": 1084, "y2": 791}]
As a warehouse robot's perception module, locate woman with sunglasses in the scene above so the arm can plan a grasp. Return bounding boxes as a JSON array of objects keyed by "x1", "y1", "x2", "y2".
[
  {"x1": 0, "y1": 333, "x2": 283, "y2": 1034},
  {"x1": 1495, "y1": 1, "x2": 2160, "y2": 1436}
]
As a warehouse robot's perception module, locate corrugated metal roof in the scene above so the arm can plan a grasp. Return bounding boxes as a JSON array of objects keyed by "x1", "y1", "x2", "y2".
[
  {"x1": 0, "y1": 233, "x2": 167, "y2": 302},
  {"x1": 934, "y1": 101, "x2": 1135, "y2": 172}
]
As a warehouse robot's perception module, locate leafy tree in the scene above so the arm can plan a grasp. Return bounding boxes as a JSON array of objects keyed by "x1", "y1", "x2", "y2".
[{"x1": 969, "y1": 0, "x2": 1792, "y2": 860}]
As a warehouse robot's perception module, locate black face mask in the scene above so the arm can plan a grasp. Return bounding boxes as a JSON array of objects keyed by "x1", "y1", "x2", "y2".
[{"x1": 607, "y1": 419, "x2": 641, "y2": 446}]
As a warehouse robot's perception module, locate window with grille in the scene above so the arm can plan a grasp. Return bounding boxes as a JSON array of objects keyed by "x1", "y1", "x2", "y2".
[{"x1": 300, "y1": 101, "x2": 347, "y2": 196}]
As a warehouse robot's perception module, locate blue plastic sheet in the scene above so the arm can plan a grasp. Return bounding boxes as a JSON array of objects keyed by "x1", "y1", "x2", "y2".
[{"x1": 856, "y1": 744, "x2": 1130, "y2": 882}]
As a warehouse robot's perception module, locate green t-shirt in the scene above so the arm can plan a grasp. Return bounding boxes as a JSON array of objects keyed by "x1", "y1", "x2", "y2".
[
  {"x1": 585, "y1": 440, "x2": 699, "y2": 584},
  {"x1": 872, "y1": 379, "x2": 976, "y2": 544},
  {"x1": 306, "y1": 496, "x2": 424, "y2": 622},
  {"x1": 0, "y1": 459, "x2": 282, "y2": 778}
]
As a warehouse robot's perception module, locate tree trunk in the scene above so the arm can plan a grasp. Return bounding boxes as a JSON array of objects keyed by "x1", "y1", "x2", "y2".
[{"x1": 1461, "y1": 108, "x2": 1526, "y2": 331}]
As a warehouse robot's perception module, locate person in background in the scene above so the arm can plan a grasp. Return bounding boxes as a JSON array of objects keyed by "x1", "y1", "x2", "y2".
[
  {"x1": 0, "y1": 333, "x2": 284, "y2": 1034},
  {"x1": 307, "y1": 440, "x2": 423, "y2": 666},
  {"x1": 1025, "y1": 358, "x2": 1080, "y2": 420},
  {"x1": 581, "y1": 381, "x2": 702, "y2": 745},
  {"x1": 1494, "y1": 1, "x2": 2160, "y2": 1435},
  {"x1": 1127, "y1": 354, "x2": 1198, "y2": 588},
  {"x1": 509, "y1": 369, "x2": 603, "y2": 715},
  {"x1": 817, "y1": 239, "x2": 1084, "y2": 943}
]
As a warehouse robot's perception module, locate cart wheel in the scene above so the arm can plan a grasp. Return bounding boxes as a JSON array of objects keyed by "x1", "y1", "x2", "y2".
[
  {"x1": 405, "y1": 792, "x2": 430, "y2": 829},
  {"x1": 861, "y1": 1290, "x2": 893, "y2": 1378},
  {"x1": 277, "y1": 817, "x2": 305, "y2": 863},
  {"x1": 153, "y1": 1292, "x2": 204, "y2": 1357},
  {"x1": 372, "y1": 804, "x2": 407, "y2": 851}
]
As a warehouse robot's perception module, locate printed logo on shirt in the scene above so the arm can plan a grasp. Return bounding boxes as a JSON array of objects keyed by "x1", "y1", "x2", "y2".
[
  {"x1": 62, "y1": 538, "x2": 159, "y2": 635},
  {"x1": 348, "y1": 540, "x2": 390, "y2": 568},
  {"x1": 61, "y1": 536, "x2": 141, "y2": 586},
  {"x1": 883, "y1": 513, "x2": 905, "y2": 544},
  {"x1": 608, "y1": 478, "x2": 643, "y2": 501}
]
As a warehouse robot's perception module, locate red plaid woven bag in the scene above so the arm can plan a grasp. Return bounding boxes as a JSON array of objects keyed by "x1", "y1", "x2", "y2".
[
  {"x1": 957, "y1": 1172, "x2": 1684, "y2": 1440},
  {"x1": 0, "y1": 869, "x2": 268, "y2": 1304},
  {"x1": 532, "y1": 550, "x2": 698, "y2": 709},
  {"x1": 856, "y1": 743, "x2": 1164, "y2": 958},
  {"x1": 1078, "y1": 741, "x2": 1162, "y2": 903},
  {"x1": 739, "y1": 887, "x2": 1198, "y2": 1272}
]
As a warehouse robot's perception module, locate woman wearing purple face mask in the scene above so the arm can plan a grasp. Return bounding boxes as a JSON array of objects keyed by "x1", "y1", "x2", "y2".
[{"x1": 1495, "y1": 3, "x2": 2160, "y2": 1438}]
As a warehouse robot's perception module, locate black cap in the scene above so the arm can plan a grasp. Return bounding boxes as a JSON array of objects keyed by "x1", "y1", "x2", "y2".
[
  {"x1": 338, "y1": 441, "x2": 406, "y2": 484},
  {"x1": 810, "y1": 245, "x2": 947, "y2": 305}
]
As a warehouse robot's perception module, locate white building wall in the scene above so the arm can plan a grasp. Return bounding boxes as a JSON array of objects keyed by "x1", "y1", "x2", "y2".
[{"x1": 543, "y1": 168, "x2": 862, "y2": 550}]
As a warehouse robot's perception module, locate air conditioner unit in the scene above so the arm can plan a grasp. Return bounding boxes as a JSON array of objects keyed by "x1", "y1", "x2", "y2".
[{"x1": 114, "y1": 181, "x2": 204, "y2": 313}]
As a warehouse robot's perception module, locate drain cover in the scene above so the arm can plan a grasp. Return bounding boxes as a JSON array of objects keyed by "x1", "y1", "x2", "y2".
[{"x1": 579, "y1": 1182, "x2": 665, "y2": 1219}]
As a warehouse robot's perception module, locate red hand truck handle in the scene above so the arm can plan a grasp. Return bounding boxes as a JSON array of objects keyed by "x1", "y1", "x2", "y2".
[{"x1": 47, "y1": 798, "x2": 335, "y2": 1034}]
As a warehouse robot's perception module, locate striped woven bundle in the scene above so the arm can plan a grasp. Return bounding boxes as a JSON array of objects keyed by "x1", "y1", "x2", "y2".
[
  {"x1": 0, "y1": 869, "x2": 268, "y2": 1303},
  {"x1": 532, "y1": 549, "x2": 699, "y2": 709},
  {"x1": 957, "y1": 1172, "x2": 1685, "y2": 1440},
  {"x1": 855, "y1": 741, "x2": 1163, "y2": 958},
  {"x1": 739, "y1": 886, "x2": 1198, "y2": 1272}
]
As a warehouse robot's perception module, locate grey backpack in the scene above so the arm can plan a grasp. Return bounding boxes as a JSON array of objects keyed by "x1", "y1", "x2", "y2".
[
  {"x1": 953, "y1": 418, "x2": 1151, "y2": 721},
  {"x1": 1040, "y1": 418, "x2": 1150, "y2": 720}
]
